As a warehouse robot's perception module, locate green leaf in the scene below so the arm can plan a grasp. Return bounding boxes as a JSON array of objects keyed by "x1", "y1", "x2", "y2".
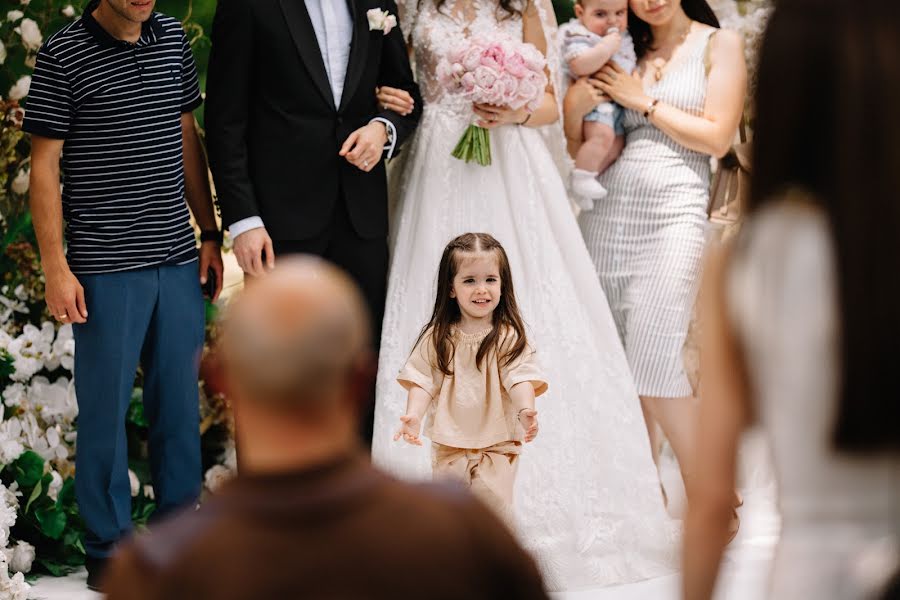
[
  {"x1": 35, "y1": 506, "x2": 68, "y2": 540},
  {"x1": 0, "y1": 212, "x2": 33, "y2": 254},
  {"x1": 127, "y1": 388, "x2": 148, "y2": 428},
  {"x1": 204, "y1": 298, "x2": 219, "y2": 323},
  {"x1": 62, "y1": 528, "x2": 86, "y2": 557},
  {"x1": 0, "y1": 350, "x2": 14, "y2": 383},
  {"x1": 37, "y1": 558, "x2": 66, "y2": 577},
  {"x1": 25, "y1": 480, "x2": 43, "y2": 514},
  {"x1": 56, "y1": 478, "x2": 76, "y2": 509},
  {"x1": 14, "y1": 451, "x2": 45, "y2": 488}
]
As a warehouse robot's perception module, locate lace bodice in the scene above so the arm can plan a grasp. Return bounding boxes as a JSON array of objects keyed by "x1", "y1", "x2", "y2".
[{"x1": 411, "y1": 1, "x2": 525, "y2": 108}]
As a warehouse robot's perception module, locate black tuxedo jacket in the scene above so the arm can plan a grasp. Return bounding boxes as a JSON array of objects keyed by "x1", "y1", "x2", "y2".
[{"x1": 205, "y1": 0, "x2": 422, "y2": 241}]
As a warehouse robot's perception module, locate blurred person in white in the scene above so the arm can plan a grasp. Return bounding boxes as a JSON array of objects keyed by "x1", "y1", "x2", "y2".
[{"x1": 683, "y1": 1, "x2": 900, "y2": 598}]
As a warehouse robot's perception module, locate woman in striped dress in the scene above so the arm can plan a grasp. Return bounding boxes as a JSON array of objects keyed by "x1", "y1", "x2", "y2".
[{"x1": 567, "y1": 0, "x2": 746, "y2": 494}]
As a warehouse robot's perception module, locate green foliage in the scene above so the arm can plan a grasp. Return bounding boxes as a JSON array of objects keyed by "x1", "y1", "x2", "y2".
[
  {"x1": 127, "y1": 388, "x2": 149, "y2": 428},
  {"x1": 4, "y1": 452, "x2": 85, "y2": 575},
  {"x1": 0, "y1": 350, "x2": 14, "y2": 385},
  {"x1": 553, "y1": 0, "x2": 576, "y2": 24}
]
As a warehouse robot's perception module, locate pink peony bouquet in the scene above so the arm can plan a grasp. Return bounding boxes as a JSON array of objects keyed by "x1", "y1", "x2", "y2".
[{"x1": 437, "y1": 36, "x2": 548, "y2": 166}]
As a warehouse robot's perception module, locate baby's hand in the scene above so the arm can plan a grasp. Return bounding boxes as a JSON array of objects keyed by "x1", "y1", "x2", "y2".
[
  {"x1": 606, "y1": 30, "x2": 623, "y2": 50},
  {"x1": 393, "y1": 414, "x2": 424, "y2": 446},
  {"x1": 518, "y1": 409, "x2": 539, "y2": 443}
]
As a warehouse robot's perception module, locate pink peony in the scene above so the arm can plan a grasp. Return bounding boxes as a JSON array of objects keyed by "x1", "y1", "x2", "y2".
[
  {"x1": 479, "y1": 43, "x2": 507, "y2": 71},
  {"x1": 460, "y1": 72, "x2": 477, "y2": 93},
  {"x1": 461, "y1": 46, "x2": 484, "y2": 72},
  {"x1": 436, "y1": 35, "x2": 549, "y2": 166},
  {"x1": 505, "y1": 52, "x2": 529, "y2": 79}
]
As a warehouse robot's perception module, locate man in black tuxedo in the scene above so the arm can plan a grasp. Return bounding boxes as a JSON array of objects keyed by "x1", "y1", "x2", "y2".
[{"x1": 205, "y1": 0, "x2": 421, "y2": 444}]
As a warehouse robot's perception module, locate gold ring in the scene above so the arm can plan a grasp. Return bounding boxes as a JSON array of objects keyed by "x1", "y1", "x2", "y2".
[{"x1": 58, "y1": 314, "x2": 67, "y2": 319}]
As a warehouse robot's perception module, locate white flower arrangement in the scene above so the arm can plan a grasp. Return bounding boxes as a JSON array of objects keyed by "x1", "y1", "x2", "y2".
[
  {"x1": 2, "y1": 540, "x2": 35, "y2": 574},
  {"x1": 0, "y1": 554, "x2": 29, "y2": 600}
]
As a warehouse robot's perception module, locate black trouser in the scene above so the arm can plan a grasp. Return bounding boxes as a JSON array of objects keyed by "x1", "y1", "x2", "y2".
[{"x1": 271, "y1": 200, "x2": 387, "y2": 446}]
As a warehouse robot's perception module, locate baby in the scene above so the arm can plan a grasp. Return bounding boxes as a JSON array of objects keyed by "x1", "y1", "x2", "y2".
[{"x1": 564, "y1": 0, "x2": 637, "y2": 209}]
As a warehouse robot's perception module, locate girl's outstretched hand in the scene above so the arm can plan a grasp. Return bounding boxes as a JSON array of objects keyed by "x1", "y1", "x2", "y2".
[
  {"x1": 519, "y1": 409, "x2": 539, "y2": 443},
  {"x1": 394, "y1": 414, "x2": 423, "y2": 446}
]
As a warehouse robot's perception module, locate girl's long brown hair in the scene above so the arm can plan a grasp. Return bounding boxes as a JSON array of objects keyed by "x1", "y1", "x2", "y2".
[{"x1": 415, "y1": 233, "x2": 529, "y2": 376}]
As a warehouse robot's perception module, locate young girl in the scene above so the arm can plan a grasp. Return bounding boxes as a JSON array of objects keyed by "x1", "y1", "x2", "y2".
[
  {"x1": 393, "y1": 233, "x2": 548, "y2": 520},
  {"x1": 565, "y1": 0, "x2": 636, "y2": 208}
]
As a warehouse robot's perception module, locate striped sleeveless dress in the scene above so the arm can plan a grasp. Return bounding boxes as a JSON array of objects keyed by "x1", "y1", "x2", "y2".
[{"x1": 579, "y1": 27, "x2": 717, "y2": 398}]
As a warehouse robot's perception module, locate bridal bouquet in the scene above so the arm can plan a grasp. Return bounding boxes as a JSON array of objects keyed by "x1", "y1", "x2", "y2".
[{"x1": 437, "y1": 36, "x2": 548, "y2": 166}]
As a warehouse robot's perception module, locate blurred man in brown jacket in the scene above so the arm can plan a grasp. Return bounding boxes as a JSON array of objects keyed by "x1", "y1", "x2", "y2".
[{"x1": 103, "y1": 257, "x2": 548, "y2": 600}]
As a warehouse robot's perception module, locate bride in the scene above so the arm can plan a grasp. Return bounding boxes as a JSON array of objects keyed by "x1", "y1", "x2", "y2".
[{"x1": 372, "y1": 0, "x2": 677, "y2": 589}]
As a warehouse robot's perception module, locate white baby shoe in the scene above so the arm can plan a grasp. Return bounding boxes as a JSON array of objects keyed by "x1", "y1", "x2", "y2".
[{"x1": 570, "y1": 168, "x2": 608, "y2": 211}]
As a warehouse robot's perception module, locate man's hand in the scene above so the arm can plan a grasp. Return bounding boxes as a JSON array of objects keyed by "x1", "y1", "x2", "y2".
[
  {"x1": 393, "y1": 414, "x2": 423, "y2": 446},
  {"x1": 233, "y1": 227, "x2": 275, "y2": 278},
  {"x1": 45, "y1": 264, "x2": 88, "y2": 324},
  {"x1": 519, "y1": 409, "x2": 539, "y2": 443},
  {"x1": 199, "y1": 241, "x2": 225, "y2": 301},
  {"x1": 339, "y1": 122, "x2": 388, "y2": 173}
]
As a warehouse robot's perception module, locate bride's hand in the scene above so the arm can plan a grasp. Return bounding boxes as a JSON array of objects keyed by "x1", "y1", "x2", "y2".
[
  {"x1": 376, "y1": 86, "x2": 415, "y2": 115},
  {"x1": 473, "y1": 103, "x2": 530, "y2": 129}
]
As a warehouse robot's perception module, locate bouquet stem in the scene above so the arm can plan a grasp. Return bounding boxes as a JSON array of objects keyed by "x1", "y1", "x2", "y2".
[{"x1": 451, "y1": 124, "x2": 492, "y2": 166}]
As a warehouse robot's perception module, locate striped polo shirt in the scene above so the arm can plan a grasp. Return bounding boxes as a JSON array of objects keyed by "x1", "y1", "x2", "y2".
[{"x1": 22, "y1": 5, "x2": 203, "y2": 275}]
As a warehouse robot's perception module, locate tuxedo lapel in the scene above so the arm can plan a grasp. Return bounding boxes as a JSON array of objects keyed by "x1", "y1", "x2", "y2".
[
  {"x1": 279, "y1": 0, "x2": 335, "y2": 109},
  {"x1": 338, "y1": 0, "x2": 370, "y2": 113}
]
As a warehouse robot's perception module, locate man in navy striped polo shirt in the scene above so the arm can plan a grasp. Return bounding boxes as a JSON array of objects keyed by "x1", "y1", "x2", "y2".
[{"x1": 23, "y1": 0, "x2": 223, "y2": 590}]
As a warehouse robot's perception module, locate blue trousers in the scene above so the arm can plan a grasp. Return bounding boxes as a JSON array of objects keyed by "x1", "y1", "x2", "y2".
[{"x1": 73, "y1": 262, "x2": 204, "y2": 558}]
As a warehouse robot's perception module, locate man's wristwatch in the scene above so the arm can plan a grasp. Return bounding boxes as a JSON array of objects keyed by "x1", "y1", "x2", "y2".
[{"x1": 200, "y1": 229, "x2": 223, "y2": 245}]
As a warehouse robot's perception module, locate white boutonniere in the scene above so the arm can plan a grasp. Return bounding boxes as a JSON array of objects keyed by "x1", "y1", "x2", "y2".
[{"x1": 367, "y1": 8, "x2": 397, "y2": 35}]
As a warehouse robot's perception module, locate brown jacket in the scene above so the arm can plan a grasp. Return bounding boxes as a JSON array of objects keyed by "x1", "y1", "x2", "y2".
[{"x1": 104, "y1": 452, "x2": 549, "y2": 599}]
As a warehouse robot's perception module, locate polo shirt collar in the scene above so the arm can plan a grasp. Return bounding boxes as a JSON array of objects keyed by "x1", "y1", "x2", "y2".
[{"x1": 82, "y1": 0, "x2": 163, "y2": 48}]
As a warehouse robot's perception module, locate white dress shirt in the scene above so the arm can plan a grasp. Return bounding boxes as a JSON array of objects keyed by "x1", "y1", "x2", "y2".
[{"x1": 229, "y1": 0, "x2": 398, "y2": 239}]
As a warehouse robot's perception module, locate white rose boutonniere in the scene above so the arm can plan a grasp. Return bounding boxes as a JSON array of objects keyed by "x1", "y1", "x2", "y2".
[{"x1": 366, "y1": 8, "x2": 397, "y2": 36}]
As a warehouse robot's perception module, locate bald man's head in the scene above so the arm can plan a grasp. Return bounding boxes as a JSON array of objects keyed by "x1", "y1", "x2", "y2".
[{"x1": 219, "y1": 257, "x2": 372, "y2": 413}]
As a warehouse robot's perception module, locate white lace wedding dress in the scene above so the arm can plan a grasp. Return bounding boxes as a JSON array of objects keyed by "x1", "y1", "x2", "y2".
[{"x1": 372, "y1": 0, "x2": 678, "y2": 589}]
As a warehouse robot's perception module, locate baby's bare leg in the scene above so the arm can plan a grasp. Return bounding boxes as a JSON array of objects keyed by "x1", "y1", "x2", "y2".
[
  {"x1": 596, "y1": 134, "x2": 626, "y2": 175},
  {"x1": 576, "y1": 121, "x2": 617, "y2": 173}
]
